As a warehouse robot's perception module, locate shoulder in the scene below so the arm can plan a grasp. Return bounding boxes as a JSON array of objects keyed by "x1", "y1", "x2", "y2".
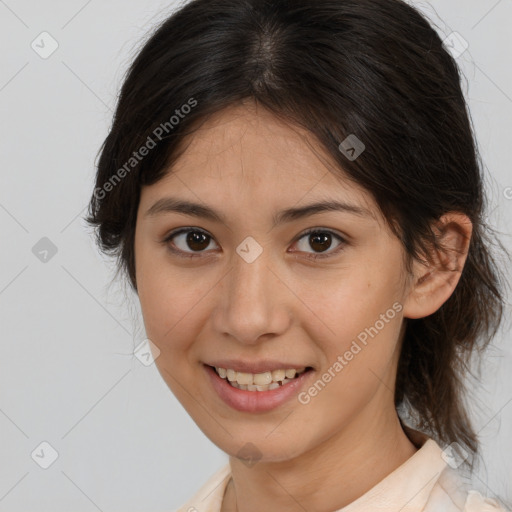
[
  {"x1": 464, "y1": 490, "x2": 509, "y2": 512},
  {"x1": 173, "y1": 463, "x2": 231, "y2": 512},
  {"x1": 425, "y1": 464, "x2": 508, "y2": 512}
]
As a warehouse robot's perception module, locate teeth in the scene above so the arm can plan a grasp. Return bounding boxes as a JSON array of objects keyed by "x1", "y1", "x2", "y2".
[
  {"x1": 254, "y1": 371, "x2": 272, "y2": 385},
  {"x1": 236, "y1": 372, "x2": 253, "y2": 385},
  {"x1": 214, "y1": 366, "x2": 309, "y2": 391},
  {"x1": 271, "y1": 369, "x2": 285, "y2": 382}
]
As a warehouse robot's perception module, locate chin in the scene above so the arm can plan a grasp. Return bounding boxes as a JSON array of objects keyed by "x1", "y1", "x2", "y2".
[{"x1": 216, "y1": 435, "x2": 305, "y2": 465}]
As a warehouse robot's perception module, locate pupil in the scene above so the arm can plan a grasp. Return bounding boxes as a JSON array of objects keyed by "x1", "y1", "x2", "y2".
[
  {"x1": 187, "y1": 231, "x2": 209, "y2": 251},
  {"x1": 310, "y1": 233, "x2": 331, "y2": 252}
]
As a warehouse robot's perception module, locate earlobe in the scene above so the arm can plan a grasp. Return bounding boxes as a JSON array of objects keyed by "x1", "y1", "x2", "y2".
[{"x1": 402, "y1": 213, "x2": 473, "y2": 320}]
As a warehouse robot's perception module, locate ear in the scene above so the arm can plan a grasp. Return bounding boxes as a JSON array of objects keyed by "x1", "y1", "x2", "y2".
[{"x1": 402, "y1": 212, "x2": 473, "y2": 319}]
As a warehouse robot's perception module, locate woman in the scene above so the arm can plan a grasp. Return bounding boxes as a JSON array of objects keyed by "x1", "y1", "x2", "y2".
[{"x1": 86, "y1": 0, "x2": 510, "y2": 510}]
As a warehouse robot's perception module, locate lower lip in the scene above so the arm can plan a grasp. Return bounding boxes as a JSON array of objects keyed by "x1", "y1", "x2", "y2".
[{"x1": 203, "y1": 364, "x2": 314, "y2": 413}]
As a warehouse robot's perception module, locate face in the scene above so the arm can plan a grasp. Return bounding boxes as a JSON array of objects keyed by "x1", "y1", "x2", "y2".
[{"x1": 134, "y1": 100, "x2": 412, "y2": 462}]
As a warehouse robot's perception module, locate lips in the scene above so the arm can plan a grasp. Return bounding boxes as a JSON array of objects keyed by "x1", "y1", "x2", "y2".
[{"x1": 204, "y1": 363, "x2": 315, "y2": 413}]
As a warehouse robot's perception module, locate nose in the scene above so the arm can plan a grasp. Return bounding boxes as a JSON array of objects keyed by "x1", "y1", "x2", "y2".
[{"x1": 210, "y1": 244, "x2": 291, "y2": 345}]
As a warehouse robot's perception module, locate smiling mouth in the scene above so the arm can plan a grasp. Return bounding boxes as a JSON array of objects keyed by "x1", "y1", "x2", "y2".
[{"x1": 209, "y1": 365, "x2": 314, "y2": 392}]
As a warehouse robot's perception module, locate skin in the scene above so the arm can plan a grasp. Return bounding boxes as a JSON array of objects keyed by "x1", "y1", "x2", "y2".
[{"x1": 133, "y1": 99, "x2": 472, "y2": 512}]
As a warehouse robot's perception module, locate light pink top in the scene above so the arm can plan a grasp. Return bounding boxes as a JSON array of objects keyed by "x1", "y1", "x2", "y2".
[{"x1": 175, "y1": 430, "x2": 507, "y2": 512}]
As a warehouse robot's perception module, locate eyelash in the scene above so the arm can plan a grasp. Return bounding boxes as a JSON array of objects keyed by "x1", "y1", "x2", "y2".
[{"x1": 161, "y1": 227, "x2": 346, "y2": 261}]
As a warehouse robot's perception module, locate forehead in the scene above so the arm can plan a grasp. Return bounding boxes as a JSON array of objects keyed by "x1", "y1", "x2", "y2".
[
  {"x1": 147, "y1": 100, "x2": 380, "y2": 223},
  {"x1": 173, "y1": 100, "x2": 335, "y2": 181}
]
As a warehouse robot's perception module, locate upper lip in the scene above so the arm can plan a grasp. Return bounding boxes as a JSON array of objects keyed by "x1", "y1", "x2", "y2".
[{"x1": 205, "y1": 360, "x2": 312, "y2": 374}]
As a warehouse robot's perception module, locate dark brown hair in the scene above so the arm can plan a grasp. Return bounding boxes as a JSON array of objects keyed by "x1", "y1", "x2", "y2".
[{"x1": 86, "y1": 0, "x2": 508, "y2": 468}]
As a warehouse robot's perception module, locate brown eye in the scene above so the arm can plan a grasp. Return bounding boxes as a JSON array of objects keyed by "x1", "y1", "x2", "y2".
[
  {"x1": 184, "y1": 231, "x2": 211, "y2": 251},
  {"x1": 309, "y1": 232, "x2": 333, "y2": 252},
  {"x1": 163, "y1": 228, "x2": 218, "y2": 257},
  {"x1": 292, "y1": 229, "x2": 346, "y2": 260}
]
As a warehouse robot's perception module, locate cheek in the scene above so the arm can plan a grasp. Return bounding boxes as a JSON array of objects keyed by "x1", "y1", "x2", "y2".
[
  {"x1": 138, "y1": 271, "x2": 203, "y2": 345},
  {"x1": 293, "y1": 282, "x2": 403, "y2": 440},
  {"x1": 135, "y1": 244, "x2": 194, "y2": 345},
  {"x1": 292, "y1": 254, "x2": 404, "y2": 383},
  {"x1": 296, "y1": 258, "x2": 402, "y2": 338},
  {"x1": 136, "y1": 263, "x2": 209, "y2": 404}
]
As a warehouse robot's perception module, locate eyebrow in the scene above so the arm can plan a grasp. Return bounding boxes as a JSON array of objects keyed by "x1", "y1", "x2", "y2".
[{"x1": 145, "y1": 197, "x2": 371, "y2": 227}]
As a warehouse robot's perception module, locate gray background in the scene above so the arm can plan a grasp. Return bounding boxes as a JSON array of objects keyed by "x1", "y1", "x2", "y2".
[{"x1": 0, "y1": 0, "x2": 511, "y2": 510}]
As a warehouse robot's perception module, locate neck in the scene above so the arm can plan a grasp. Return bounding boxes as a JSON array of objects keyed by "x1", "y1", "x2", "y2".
[{"x1": 222, "y1": 408, "x2": 419, "y2": 512}]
